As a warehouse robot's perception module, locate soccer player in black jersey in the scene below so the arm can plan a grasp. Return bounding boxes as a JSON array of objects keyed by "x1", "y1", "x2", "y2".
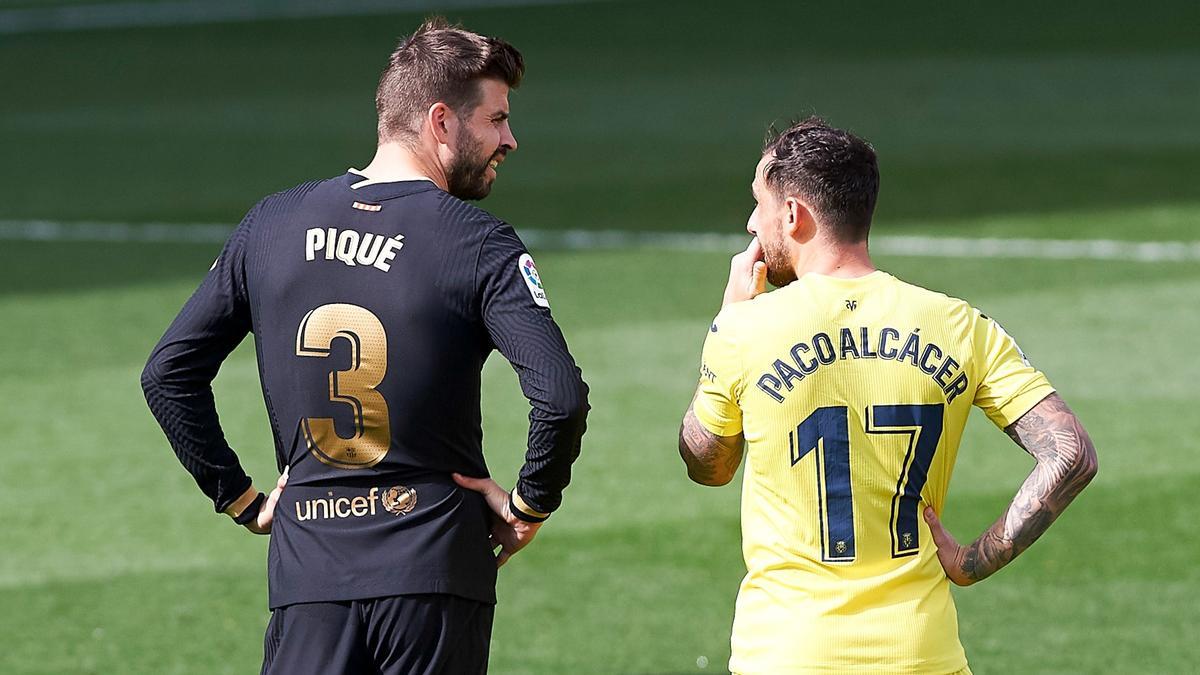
[{"x1": 141, "y1": 18, "x2": 588, "y2": 674}]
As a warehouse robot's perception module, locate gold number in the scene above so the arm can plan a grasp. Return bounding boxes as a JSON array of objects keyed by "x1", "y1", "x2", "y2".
[{"x1": 295, "y1": 304, "x2": 390, "y2": 469}]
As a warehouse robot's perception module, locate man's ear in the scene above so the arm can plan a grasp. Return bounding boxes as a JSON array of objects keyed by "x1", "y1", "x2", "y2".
[
  {"x1": 785, "y1": 197, "x2": 818, "y2": 243},
  {"x1": 428, "y1": 102, "x2": 454, "y2": 146}
]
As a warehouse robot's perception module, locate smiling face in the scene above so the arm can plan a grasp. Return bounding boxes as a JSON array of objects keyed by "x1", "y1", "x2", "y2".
[
  {"x1": 445, "y1": 78, "x2": 518, "y2": 201},
  {"x1": 747, "y1": 154, "x2": 798, "y2": 287}
]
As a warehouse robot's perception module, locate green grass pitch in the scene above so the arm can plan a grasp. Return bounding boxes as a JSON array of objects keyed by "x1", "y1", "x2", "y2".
[{"x1": 1, "y1": 1, "x2": 1198, "y2": 672}]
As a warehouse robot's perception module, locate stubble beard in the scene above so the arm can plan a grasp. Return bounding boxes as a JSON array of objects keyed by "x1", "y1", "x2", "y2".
[
  {"x1": 762, "y1": 231, "x2": 797, "y2": 287},
  {"x1": 446, "y1": 126, "x2": 500, "y2": 201}
]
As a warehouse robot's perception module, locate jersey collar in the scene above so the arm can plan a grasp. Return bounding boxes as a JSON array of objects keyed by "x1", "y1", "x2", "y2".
[{"x1": 341, "y1": 169, "x2": 440, "y2": 202}]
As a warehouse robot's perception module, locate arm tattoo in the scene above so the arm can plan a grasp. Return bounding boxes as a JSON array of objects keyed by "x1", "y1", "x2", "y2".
[
  {"x1": 678, "y1": 403, "x2": 744, "y2": 486},
  {"x1": 956, "y1": 393, "x2": 1098, "y2": 582}
]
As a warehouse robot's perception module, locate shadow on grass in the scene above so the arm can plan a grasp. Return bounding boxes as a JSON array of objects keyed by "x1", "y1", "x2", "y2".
[
  {"x1": 2, "y1": 468, "x2": 1195, "y2": 673},
  {"x1": 0, "y1": 240, "x2": 220, "y2": 296}
]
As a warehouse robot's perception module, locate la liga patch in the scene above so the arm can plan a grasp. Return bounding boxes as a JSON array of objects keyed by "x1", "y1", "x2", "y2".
[{"x1": 518, "y1": 253, "x2": 549, "y2": 307}]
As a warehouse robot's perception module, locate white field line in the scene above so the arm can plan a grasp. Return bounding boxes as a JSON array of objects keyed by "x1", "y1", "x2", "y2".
[
  {"x1": 0, "y1": 0, "x2": 608, "y2": 35},
  {"x1": 3, "y1": 219, "x2": 1199, "y2": 262},
  {"x1": 0, "y1": 219, "x2": 233, "y2": 243}
]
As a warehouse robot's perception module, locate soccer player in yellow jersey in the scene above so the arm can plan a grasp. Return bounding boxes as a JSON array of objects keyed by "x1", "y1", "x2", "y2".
[{"x1": 678, "y1": 118, "x2": 1098, "y2": 674}]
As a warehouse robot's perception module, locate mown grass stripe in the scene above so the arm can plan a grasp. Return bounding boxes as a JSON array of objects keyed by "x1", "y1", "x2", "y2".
[{"x1": 0, "y1": 0, "x2": 609, "y2": 35}]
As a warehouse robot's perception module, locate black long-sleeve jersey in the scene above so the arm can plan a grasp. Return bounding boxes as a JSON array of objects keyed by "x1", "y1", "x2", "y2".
[{"x1": 142, "y1": 172, "x2": 589, "y2": 607}]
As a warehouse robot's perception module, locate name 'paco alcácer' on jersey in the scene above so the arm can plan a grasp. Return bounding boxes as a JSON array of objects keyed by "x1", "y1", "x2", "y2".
[
  {"x1": 750, "y1": 324, "x2": 972, "y2": 406},
  {"x1": 691, "y1": 270, "x2": 1053, "y2": 674}
]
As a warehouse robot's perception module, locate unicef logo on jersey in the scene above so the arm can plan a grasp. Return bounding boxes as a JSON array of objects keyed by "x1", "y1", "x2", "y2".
[
  {"x1": 381, "y1": 485, "x2": 417, "y2": 516},
  {"x1": 518, "y1": 253, "x2": 550, "y2": 307}
]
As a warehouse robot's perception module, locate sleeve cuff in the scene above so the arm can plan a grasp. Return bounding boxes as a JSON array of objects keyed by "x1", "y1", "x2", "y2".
[
  {"x1": 223, "y1": 485, "x2": 260, "y2": 520},
  {"x1": 987, "y1": 382, "x2": 1057, "y2": 429},
  {"x1": 510, "y1": 489, "x2": 550, "y2": 523},
  {"x1": 692, "y1": 401, "x2": 742, "y2": 438}
]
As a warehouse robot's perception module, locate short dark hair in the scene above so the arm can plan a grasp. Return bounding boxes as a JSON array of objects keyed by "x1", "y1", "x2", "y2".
[
  {"x1": 762, "y1": 117, "x2": 880, "y2": 242},
  {"x1": 375, "y1": 17, "x2": 524, "y2": 142}
]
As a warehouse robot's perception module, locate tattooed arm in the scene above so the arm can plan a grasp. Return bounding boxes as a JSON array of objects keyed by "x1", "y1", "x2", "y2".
[
  {"x1": 679, "y1": 401, "x2": 745, "y2": 486},
  {"x1": 924, "y1": 393, "x2": 1098, "y2": 585}
]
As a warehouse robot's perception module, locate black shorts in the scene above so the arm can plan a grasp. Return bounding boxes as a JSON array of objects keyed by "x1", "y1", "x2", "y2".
[{"x1": 260, "y1": 594, "x2": 494, "y2": 675}]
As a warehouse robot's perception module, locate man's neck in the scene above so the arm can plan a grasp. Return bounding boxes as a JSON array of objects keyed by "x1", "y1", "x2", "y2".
[
  {"x1": 356, "y1": 141, "x2": 448, "y2": 191},
  {"x1": 792, "y1": 241, "x2": 876, "y2": 279}
]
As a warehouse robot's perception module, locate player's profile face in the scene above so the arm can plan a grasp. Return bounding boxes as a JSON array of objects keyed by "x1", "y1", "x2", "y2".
[
  {"x1": 446, "y1": 78, "x2": 517, "y2": 200},
  {"x1": 748, "y1": 156, "x2": 797, "y2": 287}
]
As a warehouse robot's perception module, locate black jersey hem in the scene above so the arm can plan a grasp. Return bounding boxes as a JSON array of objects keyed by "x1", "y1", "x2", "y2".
[{"x1": 268, "y1": 578, "x2": 497, "y2": 610}]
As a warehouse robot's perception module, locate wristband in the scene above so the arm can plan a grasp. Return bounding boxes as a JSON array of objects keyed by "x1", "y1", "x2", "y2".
[
  {"x1": 223, "y1": 485, "x2": 260, "y2": 518},
  {"x1": 509, "y1": 490, "x2": 550, "y2": 523},
  {"x1": 232, "y1": 492, "x2": 267, "y2": 526}
]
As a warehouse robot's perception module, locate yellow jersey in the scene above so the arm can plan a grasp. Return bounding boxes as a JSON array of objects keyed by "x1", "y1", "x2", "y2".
[{"x1": 692, "y1": 270, "x2": 1053, "y2": 674}]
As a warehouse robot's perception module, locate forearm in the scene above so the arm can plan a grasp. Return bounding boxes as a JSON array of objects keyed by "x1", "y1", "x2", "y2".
[
  {"x1": 678, "y1": 404, "x2": 744, "y2": 486},
  {"x1": 483, "y1": 256, "x2": 589, "y2": 516},
  {"x1": 141, "y1": 205, "x2": 256, "y2": 514},
  {"x1": 141, "y1": 350, "x2": 251, "y2": 513},
  {"x1": 954, "y1": 394, "x2": 1098, "y2": 583},
  {"x1": 513, "y1": 372, "x2": 589, "y2": 515}
]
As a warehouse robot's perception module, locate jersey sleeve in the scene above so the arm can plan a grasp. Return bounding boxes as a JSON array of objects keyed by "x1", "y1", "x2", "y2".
[
  {"x1": 140, "y1": 204, "x2": 258, "y2": 514},
  {"x1": 477, "y1": 224, "x2": 589, "y2": 517},
  {"x1": 692, "y1": 309, "x2": 744, "y2": 437},
  {"x1": 971, "y1": 309, "x2": 1055, "y2": 429}
]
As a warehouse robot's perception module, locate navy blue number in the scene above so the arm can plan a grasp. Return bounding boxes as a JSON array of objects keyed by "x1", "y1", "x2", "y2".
[
  {"x1": 791, "y1": 404, "x2": 944, "y2": 562},
  {"x1": 790, "y1": 407, "x2": 855, "y2": 562},
  {"x1": 867, "y1": 404, "x2": 944, "y2": 557}
]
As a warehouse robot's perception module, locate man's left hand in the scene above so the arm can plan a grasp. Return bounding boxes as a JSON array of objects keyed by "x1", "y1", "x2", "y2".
[
  {"x1": 453, "y1": 473, "x2": 542, "y2": 568},
  {"x1": 244, "y1": 467, "x2": 288, "y2": 535},
  {"x1": 924, "y1": 506, "x2": 977, "y2": 586}
]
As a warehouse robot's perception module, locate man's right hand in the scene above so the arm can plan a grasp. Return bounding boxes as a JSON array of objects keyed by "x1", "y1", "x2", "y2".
[
  {"x1": 723, "y1": 237, "x2": 768, "y2": 307},
  {"x1": 452, "y1": 473, "x2": 542, "y2": 567}
]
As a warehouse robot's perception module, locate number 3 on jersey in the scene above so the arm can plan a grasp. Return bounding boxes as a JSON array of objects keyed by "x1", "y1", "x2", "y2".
[
  {"x1": 789, "y1": 403, "x2": 943, "y2": 562},
  {"x1": 295, "y1": 303, "x2": 391, "y2": 469}
]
